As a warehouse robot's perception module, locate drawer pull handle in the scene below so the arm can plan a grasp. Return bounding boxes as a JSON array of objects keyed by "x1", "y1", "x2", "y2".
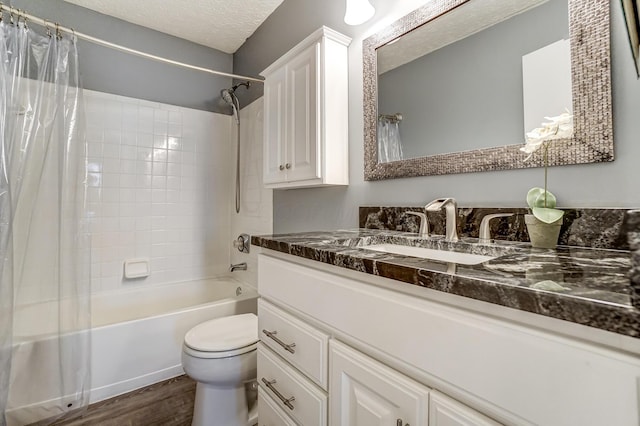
[
  {"x1": 262, "y1": 329, "x2": 296, "y2": 354},
  {"x1": 261, "y1": 378, "x2": 296, "y2": 410},
  {"x1": 397, "y1": 420, "x2": 409, "y2": 426}
]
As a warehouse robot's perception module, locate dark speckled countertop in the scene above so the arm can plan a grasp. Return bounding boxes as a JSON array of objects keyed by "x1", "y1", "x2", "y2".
[{"x1": 252, "y1": 229, "x2": 640, "y2": 338}]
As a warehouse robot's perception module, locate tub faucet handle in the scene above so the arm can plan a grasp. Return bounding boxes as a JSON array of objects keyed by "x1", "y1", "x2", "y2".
[{"x1": 233, "y1": 233, "x2": 250, "y2": 253}]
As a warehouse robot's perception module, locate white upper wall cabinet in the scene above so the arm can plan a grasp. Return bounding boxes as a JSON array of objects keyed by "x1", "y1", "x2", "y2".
[{"x1": 261, "y1": 27, "x2": 351, "y2": 189}]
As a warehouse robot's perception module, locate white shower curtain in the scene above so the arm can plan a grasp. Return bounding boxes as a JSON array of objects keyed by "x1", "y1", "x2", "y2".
[
  {"x1": 0, "y1": 20, "x2": 91, "y2": 426},
  {"x1": 377, "y1": 117, "x2": 404, "y2": 163}
]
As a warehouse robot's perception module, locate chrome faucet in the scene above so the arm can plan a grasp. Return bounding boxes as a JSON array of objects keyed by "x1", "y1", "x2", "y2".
[
  {"x1": 425, "y1": 198, "x2": 459, "y2": 242},
  {"x1": 229, "y1": 262, "x2": 247, "y2": 272},
  {"x1": 479, "y1": 213, "x2": 513, "y2": 243},
  {"x1": 406, "y1": 211, "x2": 429, "y2": 237}
]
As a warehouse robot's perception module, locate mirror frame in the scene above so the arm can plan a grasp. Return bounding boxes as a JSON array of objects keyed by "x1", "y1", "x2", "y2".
[{"x1": 363, "y1": 0, "x2": 613, "y2": 180}]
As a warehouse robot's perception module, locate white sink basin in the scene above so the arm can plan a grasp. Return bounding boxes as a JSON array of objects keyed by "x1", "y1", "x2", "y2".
[{"x1": 363, "y1": 243, "x2": 495, "y2": 265}]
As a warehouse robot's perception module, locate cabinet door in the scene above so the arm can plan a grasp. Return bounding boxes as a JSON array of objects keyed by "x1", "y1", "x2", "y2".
[
  {"x1": 330, "y1": 340, "x2": 429, "y2": 426},
  {"x1": 263, "y1": 65, "x2": 287, "y2": 184},
  {"x1": 286, "y1": 43, "x2": 320, "y2": 183},
  {"x1": 429, "y1": 391, "x2": 501, "y2": 426}
]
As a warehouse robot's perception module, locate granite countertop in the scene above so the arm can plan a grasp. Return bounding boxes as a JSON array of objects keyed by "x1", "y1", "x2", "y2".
[{"x1": 252, "y1": 229, "x2": 640, "y2": 338}]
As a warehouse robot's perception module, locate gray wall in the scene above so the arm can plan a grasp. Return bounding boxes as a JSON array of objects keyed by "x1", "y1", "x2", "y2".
[
  {"x1": 233, "y1": 0, "x2": 640, "y2": 233},
  {"x1": 233, "y1": 0, "x2": 407, "y2": 107},
  {"x1": 9, "y1": 0, "x2": 234, "y2": 113}
]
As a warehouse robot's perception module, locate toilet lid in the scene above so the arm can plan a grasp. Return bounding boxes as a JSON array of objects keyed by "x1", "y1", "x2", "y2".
[{"x1": 184, "y1": 313, "x2": 258, "y2": 352}]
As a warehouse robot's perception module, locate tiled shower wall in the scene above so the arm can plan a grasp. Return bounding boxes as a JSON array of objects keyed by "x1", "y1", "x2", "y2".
[{"x1": 85, "y1": 90, "x2": 233, "y2": 293}]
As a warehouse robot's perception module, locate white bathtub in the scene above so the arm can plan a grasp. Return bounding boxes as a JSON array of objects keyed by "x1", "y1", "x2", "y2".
[
  {"x1": 7, "y1": 277, "x2": 257, "y2": 424},
  {"x1": 90, "y1": 278, "x2": 257, "y2": 402}
]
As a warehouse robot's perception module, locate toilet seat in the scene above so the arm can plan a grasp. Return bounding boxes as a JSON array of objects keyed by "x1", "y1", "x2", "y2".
[{"x1": 184, "y1": 313, "x2": 258, "y2": 359}]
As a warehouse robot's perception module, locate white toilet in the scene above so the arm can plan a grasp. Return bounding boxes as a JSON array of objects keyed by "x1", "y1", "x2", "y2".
[{"x1": 182, "y1": 313, "x2": 259, "y2": 426}]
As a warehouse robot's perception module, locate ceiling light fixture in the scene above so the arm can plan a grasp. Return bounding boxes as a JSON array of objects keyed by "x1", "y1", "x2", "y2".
[{"x1": 344, "y1": 0, "x2": 375, "y2": 26}]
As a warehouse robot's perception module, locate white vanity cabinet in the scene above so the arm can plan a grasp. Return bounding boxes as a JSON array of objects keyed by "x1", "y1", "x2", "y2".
[
  {"x1": 429, "y1": 391, "x2": 501, "y2": 426},
  {"x1": 257, "y1": 298, "x2": 329, "y2": 425},
  {"x1": 261, "y1": 26, "x2": 350, "y2": 189},
  {"x1": 257, "y1": 252, "x2": 640, "y2": 426},
  {"x1": 257, "y1": 260, "x2": 503, "y2": 426},
  {"x1": 330, "y1": 339, "x2": 429, "y2": 426}
]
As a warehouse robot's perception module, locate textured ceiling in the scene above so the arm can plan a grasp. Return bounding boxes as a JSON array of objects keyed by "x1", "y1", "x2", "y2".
[{"x1": 63, "y1": 0, "x2": 284, "y2": 53}]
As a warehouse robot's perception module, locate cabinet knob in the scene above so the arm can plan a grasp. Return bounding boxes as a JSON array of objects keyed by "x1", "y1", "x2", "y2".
[
  {"x1": 285, "y1": 163, "x2": 291, "y2": 169},
  {"x1": 279, "y1": 165, "x2": 284, "y2": 171},
  {"x1": 396, "y1": 420, "x2": 409, "y2": 426}
]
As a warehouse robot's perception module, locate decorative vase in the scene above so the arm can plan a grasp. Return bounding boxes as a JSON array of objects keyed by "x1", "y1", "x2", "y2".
[{"x1": 524, "y1": 214, "x2": 562, "y2": 249}]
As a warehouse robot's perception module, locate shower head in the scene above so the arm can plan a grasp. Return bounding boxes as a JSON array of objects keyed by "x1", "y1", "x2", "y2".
[
  {"x1": 221, "y1": 81, "x2": 251, "y2": 124},
  {"x1": 221, "y1": 87, "x2": 239, "y2": 110},
  {"x1": 221, "y1": 81, "x2": 251, "y2": 106},
  {"x1": 221, "y1": 88, "x2": 236, "y2": 107}
]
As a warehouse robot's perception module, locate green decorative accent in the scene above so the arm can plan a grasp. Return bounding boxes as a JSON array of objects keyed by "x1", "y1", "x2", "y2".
[
  {"x1": 533, "y1": 191, "x2": 557, "y2": 209},
  {"x1": 526, "y1": 187, "x2": 545, "y2": 208},
  {"x1": 531, "y1": 207, "x2": 564, "y2": 224},
  {"x1": 526, "y1": 187, "x2": 564, "y2": 224}
]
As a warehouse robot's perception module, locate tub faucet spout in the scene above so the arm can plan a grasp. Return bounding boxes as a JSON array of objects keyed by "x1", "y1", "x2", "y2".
[{"x1": 229, "y1": 262, "x2": 247, "y2": 272}]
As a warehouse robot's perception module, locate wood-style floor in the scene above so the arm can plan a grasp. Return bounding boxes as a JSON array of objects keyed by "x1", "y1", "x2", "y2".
[{"x1": 35, "y1": 375, "x2": 196, "y2": 426}]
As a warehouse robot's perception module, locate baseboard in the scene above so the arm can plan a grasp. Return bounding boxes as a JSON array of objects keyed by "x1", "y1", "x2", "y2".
[{"x1": 89, "y1": 364, "x2": 184, "y2": 403}]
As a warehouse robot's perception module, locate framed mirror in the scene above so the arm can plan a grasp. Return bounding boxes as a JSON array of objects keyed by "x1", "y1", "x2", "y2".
[{"x1": 363, "y1": 0, "x2": 613, "y2": 180}]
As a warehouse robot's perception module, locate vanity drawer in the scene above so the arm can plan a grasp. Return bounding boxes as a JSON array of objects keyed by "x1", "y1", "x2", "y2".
[
  {"x1": 258, "y1": 343, "x2": 327, "y2": 426},
  {"x1": 258, "y1": 298, "x2": 329, "y2": 388},
  {"x1": 258, "y1": 390, "x2": 297, "y2": 426}
]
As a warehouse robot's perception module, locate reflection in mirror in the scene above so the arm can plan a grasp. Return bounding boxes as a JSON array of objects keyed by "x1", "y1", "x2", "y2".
[
  {"x1": 377, "y1": 0, "x2": 569, "y2": 159},
  {"x1": 377, "y1": 113, "x2": 404, "y2": 163},
  {"x1": 621, "y1": 0, "x2": 640, "y2": 77},
  {"x1": 522, "y1": 38, "x2": 572, "y2": 133},
  {"x1": 363, "y1": 0, "x2": 614, "y2": 180}
]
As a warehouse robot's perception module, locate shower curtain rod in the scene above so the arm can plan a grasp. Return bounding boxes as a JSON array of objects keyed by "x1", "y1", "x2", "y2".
[{"x1": 0, "y1": 4, "x2": 264, "y2": 83}]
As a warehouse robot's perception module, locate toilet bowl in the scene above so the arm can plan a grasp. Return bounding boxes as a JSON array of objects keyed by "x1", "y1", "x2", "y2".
[{"x1": 182, "y1": 313, "x2": 258, "y2": 426}]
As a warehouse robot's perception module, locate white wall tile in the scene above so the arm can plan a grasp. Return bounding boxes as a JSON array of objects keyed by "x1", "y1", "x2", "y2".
[
  {"x1": 120, "y1": 159, "x2": 137, "y2": 174},
  {"x1": 137, "y1": 133, "x2": 153, "y2": 148},
  {"x1": 83, "y1": 89, "x2": 232, "y2": 293},
  {"x1": 102, "y1": 143, "x2": 120, "y2": 158},
  {"x1": 122, "y1": 131, "x2": 137, "y2": 146},
  {"x1": 120, "y1": 145, "x2": 137, "y2": 160}
]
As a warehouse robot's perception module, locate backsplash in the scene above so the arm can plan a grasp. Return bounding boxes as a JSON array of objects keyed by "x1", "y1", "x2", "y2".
[
  {"x1": 359, "y1": 207, "x2": 632, "y2": 250},
  {"x1": 628, "y1": 210, "x2": 640, "y2": 308}
]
